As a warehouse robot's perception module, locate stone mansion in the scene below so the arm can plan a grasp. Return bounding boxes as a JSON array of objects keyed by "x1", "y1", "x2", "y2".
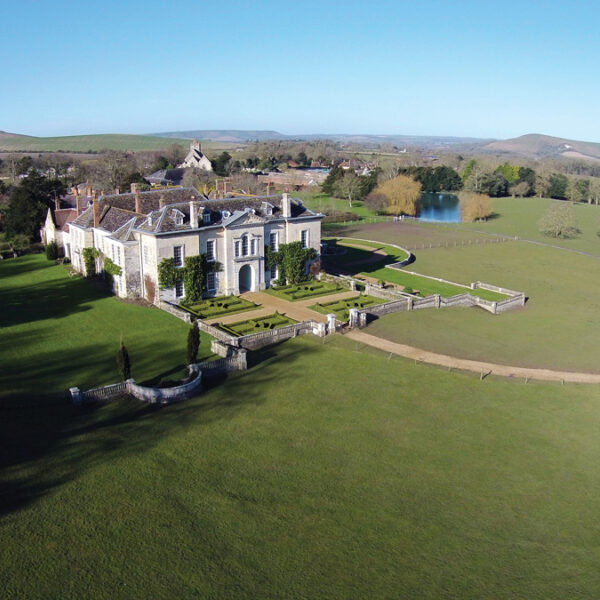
[{"x1": 67, "y1": 186, "x2": 323, "y2": 303}]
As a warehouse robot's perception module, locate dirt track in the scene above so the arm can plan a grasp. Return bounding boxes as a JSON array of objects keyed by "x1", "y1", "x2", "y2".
[{"x1": 346, "y1": 330, "x2": 600, "y2": 384}]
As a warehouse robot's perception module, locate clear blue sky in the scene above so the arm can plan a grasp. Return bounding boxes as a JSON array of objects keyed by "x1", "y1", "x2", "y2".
[{"x1": 1, "y1": 0, "x2": 599, "y2": 141}]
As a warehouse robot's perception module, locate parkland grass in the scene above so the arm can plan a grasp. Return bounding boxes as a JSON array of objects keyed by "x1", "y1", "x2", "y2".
[
  {"x1": 181, "y1": 294, "x2": 260, "y2": 319},
  {"x1": 0, "y1": 134, "x2": 239, "y2": 153},
  {"x1": 2, "y1": 258, "x2": 600, "y2": 598}
]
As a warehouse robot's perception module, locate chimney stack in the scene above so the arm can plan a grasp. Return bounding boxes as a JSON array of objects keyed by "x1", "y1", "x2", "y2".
[
  {"x1": 134, "y1": 188, "x2": 141, "y2": 214},
  {"x1": 115, "y1": 187, "x2": 120, "y2": 195},
  {"x1": 190, "y1": 198, "x2": 198, "y2": 229},
  {"x1": 75, "y1": 193, "x2": 82, "y2": 216},
  {"x1": 130, "y1": 182, "x2": 138, "y2": 194},
  {"x1": 159, "y1": 195, "x2": 166, "y2": 209},
  {"x1": 281, "y1": 192, "x2": 291, "y2": 219},
  {"x1": 93, "y1": 196, "x2": 100, "y2": 228},
  {"x1": 86, "y1": 184, "x2": 92, "y2": 198},
  {"x1": 54, "y1": 197, "x2": 60, "y2": 211}
]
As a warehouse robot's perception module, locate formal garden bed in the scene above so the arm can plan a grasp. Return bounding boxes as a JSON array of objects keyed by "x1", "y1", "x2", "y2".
[
  {"x1": 265, "y1": 281, "x2": 345, "y2": 301},
  {"x1": 216, "y1": 312, "x2": 298, "y2": 337},
  {"x1": 309, "y1": 294, "x2": 385, "y2": 322},
  {"x1": 180, "y1": 295, "x2": 260, "y2": 319}
]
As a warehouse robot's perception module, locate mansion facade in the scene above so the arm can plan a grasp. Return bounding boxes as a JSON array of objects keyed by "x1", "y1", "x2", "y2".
[{"x1": 67, "y1": 186, "x2": 323, "y2": 304}]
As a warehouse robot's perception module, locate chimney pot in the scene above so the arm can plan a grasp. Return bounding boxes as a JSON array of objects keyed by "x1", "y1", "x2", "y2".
[
  {"x1": 282, "y1": 192, "x2": 291, "y2": 219},
  {"x1": 190, "y1": 200, "x2": 199, "y2": 229},
  {"x1": 75, "y1": 193, "x2": 82, "y2": 216},
  {"x1": 93, "y1": 198, "x2": 100, "y2": 228}
]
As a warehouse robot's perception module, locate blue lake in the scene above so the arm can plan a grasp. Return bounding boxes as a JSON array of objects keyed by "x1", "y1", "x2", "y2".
[{"x1": 418, "y1": 192, "x2": 461, "y2": 223}]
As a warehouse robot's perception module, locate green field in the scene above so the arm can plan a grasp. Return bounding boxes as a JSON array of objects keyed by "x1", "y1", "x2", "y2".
[
  {"x1": 355, "y1": 232, "x2": 600, "y2": 372},
  {"x1": 181, "y1": 295, "x2": 260, "y2": 319},
  {"x1": 0, "y1": 134, "x2": 239, "y2": 153},
  {"x1": 216, "y1": 312, "x2": 297, "y2": 336},
  {"x1": 0, "y1": 255, "x2": 213, "y2": 392},
  {"x1": 456, "y1": 196, "x2": 600, "y2": 256},
  {"x1": 3, "y1": 258, "x2": 600, "y2": 598}
]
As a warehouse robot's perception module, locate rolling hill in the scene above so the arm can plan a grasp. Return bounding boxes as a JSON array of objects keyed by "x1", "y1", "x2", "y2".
[
  {"x1": 482, "y1": 133, "x2": 600, "y2": 161},
  {"x1": 0, "y1": 132, "x2": 193, "y2": 153}
]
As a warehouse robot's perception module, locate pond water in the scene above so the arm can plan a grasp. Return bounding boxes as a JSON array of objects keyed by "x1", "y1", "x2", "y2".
[{"x1": 418, "y1": 192, "x2": 461, "y2": 223}]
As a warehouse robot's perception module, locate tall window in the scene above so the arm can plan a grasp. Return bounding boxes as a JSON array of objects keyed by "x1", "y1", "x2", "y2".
[
  {"x1": 269, "y1": 232, "x2": 278, "y2": 252},
  {"x1": 207, "y1": 271, "x2": 216, "y2": 291},
  {"x1": 116, "y1": 246, "x2": 121, "y2": 266},
  {"x1": 301, "y1": 230, "x2": 309, "y2": 249},
  {"x1": 234, "y1": 240, "x2": 241, "y2": 258},
  {"x1": 175, "y1": 280, "x2": 184, "y2": 298},
  {"x1": 271, "y1": 264, "x2": 278, "y2": 281},
  {"x1": 173, "y1": 245, "x2": 183, "y2": 267},
  {"x1": 250, "y1": 238, "x2": 256, "y2": 256},
  {"x1": 241, "y1": 235, "x2": 248, "y2": 256},
  {"x1": 206, "y1": 240, "x2": 215, "y2": 261},
  {"x1": 143, "y1": 245, "x2": 149, "y2": 265}
]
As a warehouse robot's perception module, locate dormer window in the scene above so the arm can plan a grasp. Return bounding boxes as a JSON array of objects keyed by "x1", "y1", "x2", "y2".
[
  {"x1": 147, "y1": 213, "x2": 154, "y2": 226},
  {"x1": 262, "y1": 202, "x2": 274, "y2": 216},
  {"x1": 172, "y1": 209, "x2": 184, "y2": 226},
  {"x1": 203, "y1": 211, "x2": 211, "y2": 224},
  {"x1": 221, "y1": 210, "x2": 231, "y2": 219}
]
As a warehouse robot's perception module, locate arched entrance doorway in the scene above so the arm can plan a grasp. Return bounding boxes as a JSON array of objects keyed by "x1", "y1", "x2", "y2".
[{"x1": 239, "y1": 264, "x2": 252, "y2": 293}]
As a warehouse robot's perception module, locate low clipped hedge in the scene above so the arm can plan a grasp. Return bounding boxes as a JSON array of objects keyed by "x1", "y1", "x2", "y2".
[{"x1": 181, "y1": 295, "x2": 260, "y2": 319}]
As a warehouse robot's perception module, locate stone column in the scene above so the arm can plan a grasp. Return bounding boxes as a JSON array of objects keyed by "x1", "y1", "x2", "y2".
[
  {"x1": 359, "y1": 312, "x2": 367, "y2": 328},
  {"x1": 349, "y1": 308, "x2": 360, "y2": 328},
  {"x1": 326, "y1": 313, "x2": 337, "y2": 334},
  {"x1": 69, "y1": 387, "x2": 82, "y2": 405}
]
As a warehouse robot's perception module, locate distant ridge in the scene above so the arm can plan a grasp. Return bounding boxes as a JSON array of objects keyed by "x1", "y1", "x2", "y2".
[
  {"x1": 483, "y1": 133, "x2": 600, "y2": 161},
  {"x1": 152, "y1": 129, "x2": 493, "y2": 148}
]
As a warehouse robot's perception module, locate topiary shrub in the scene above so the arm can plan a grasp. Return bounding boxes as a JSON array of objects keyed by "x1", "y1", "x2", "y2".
[
  {"x1": 45, "y1": 241, "x2": 58, "y2": 261},
  {"x1": 116, "y1": 336, "x2": 131, "y2": 381}
]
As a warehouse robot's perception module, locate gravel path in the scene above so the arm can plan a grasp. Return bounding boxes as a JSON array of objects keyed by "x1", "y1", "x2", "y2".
[{"x1": 346, "y1": 330, "x2": 600, "y2": 384}]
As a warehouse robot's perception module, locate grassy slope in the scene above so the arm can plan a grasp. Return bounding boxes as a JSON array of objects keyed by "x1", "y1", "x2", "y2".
[
  {"x1": 0, "y1": 256, "x2": 212, "y2": 395},
  {"x1": 365, "y1": 239, "x2": 600, "y2": 372},
  {"x1": 3, "y1": 327, "x2": 600, "y2": 597},
  {"x1": 0, "y1": 134, "x2": 238, "y2": 153},
  {"x1": 455, "y1": 196, "x2": 600, "y2": 255},
  {"x1": 3, "y1": 256, "x2": 600, "y2": 598}
]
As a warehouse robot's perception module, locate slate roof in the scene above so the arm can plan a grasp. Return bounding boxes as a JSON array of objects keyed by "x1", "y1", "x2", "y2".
[
  {"x1": 145, "y1": 168, "x2": 186, "y2": 186},
  {"x1": 70, "y1": 188, "x2": 321, "y2": 237},
  {"x1": 52, "y1": 208, "x2": 78, "y2": 232},
  {"x1": 135, "y1": 194, "x2": 319, "y2": 235}
]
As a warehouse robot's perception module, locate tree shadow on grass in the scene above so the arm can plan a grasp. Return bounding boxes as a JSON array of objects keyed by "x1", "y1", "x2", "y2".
[
  {"x1": 0, "y1": 336, "x2": 307, "y2": 518},
  {"x1": 0, "y1": 276, "x2": 107, "y2": 328}
]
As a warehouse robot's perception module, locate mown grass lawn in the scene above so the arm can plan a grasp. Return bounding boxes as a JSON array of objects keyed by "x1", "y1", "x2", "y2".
[
  {"x1": 3, "y1": 289, "x2": 600, "y2": 600},
  {"x1": 0, "y1": 255, "x2": 213, "y2": 394},
  {"x1": 364, "y1": 238, "x2": 600, "y2": 372}
]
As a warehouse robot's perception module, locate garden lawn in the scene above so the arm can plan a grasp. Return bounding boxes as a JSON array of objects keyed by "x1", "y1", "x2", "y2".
[
  {"x1": 181, "y1": 294, "x2": 260, "y2": 319},
  {"x1": 309, "y1": 294, "x2": 384, "y2": 321},
  {"x1": 3, "y1": 329, "x2": 600, "y2": 599},
  {"x1": 264, "y1": 281, "x2": 344, "y2": 301},
  {"x1": 216, "y1": 312, "x2": 297, "y2": 336},
  {"x1": 364, "y1": 238, "x2": 600, "y2": 372},
  {"x1": 456, "y1": 196, "x2": 600, "y2": 256},
  {"x1": 0, "y1": 255, "x2": 213, "y2": 394},
  {"x1": 364, "y1": 266, "x2": 507, "y2": 301}
]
